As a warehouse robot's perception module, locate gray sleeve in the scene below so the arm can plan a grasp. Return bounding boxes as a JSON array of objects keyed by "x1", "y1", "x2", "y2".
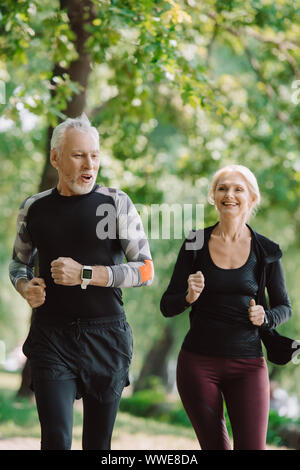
[
  {"x1": 9, "y1": 199, "x2": 36, "y2": 288},
  {"x1": 107, "y1": 190, "x2": 154, "y2": 288}
]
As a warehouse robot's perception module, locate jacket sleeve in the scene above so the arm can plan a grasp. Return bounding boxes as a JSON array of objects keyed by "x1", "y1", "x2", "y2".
[
  {"x1": 263, "y1": 259, "x2": 292, "y2": 329},
  {"x1": 160, "y1": 238, "x2": 194, "y2": 317},
  {"x1": 9, "y1": 200, "x2": 36, "y2": 289},
  {"x1": 106, "y1": 190, "x2": 154, "y2": 288}
]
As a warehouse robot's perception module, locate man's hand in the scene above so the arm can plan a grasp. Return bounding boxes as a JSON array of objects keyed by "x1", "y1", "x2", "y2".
[
  {"x1": 18, "y1": 278, "x2": 46, "y2": 308},
  {"x1": 248, "y1": 299, "x2": 265, "y2": 326},
  {"x1": 51, "y1": 257, "x2": 82, "y2": 286},
  {"x1": 186, "y1": 271, "x2": 205, "y2": 304}
]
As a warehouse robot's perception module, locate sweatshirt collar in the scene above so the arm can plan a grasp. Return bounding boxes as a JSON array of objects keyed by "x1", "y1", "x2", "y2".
[
  {"x1": 202, "y1": 222, "x2": 282, "y2": 264},
  {"x1": 246, "y1": 224, "x2": 282, "y2": 263}
]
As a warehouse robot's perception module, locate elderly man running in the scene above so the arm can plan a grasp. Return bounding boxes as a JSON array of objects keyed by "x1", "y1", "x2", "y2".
[{"x1": 9, "y1": 113, "x2": 154, "y2": 450}]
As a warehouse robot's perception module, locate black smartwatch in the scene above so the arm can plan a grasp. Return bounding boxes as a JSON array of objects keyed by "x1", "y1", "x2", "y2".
[{"x1": 81, "y1": 266, "x2": 93, "y2": 289}]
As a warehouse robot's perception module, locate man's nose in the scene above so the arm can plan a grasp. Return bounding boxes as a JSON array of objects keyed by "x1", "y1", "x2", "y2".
[{"x1": 83, "y1": 155, "x2": 93, "y2": 169}]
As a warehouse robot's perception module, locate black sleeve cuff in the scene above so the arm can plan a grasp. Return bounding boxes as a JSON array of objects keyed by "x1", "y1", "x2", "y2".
[{"x1": 260, "y1": 313, "x2": 269, "y2": 329}]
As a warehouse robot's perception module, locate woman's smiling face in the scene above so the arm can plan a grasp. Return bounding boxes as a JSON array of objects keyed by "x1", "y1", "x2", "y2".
[{"x1": 213, "y1": 172, "x2": 254, "y2": 220}]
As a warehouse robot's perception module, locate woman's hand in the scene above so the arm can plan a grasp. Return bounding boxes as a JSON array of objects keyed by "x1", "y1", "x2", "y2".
[
  {"x1": 248, "y1": 299, "x2": 265, "y2": 326},
  {"x1": 186, "y1": 271, "x2": 205, "y2": 304}
]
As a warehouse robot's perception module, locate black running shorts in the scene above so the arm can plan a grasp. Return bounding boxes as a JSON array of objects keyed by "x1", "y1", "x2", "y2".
[{"x1": 22, "y1": 315, "x2": 133, "y2": 404}]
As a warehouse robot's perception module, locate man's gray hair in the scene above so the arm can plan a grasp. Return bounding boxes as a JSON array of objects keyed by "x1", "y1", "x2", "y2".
[{"x1": 50, "y1": 113, "x2": 99, "y2": 154}]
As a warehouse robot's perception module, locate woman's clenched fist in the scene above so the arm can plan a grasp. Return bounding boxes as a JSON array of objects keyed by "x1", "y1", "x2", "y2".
[{"x1": 186, "y1": 271, "x2": 205, "y2": 304}]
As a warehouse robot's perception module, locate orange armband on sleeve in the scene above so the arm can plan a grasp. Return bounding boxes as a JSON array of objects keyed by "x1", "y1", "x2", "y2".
[{"x1": 139, "y1": 259, "x2": 154, "y2": 283}]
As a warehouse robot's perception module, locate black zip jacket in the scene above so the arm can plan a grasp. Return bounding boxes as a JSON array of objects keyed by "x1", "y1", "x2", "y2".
[{"x1": 160, "y1": 223, "x2": 293, "y2": 360}]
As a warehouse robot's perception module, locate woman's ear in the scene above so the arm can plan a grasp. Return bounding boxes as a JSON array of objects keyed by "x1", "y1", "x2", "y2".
[{"x1": 248, "y1": 194, "x2": 257, "y2": 214}]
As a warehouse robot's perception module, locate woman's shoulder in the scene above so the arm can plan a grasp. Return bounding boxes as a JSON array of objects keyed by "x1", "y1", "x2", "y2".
[
  {"x1": 248, "y1": 225, "x2": 282, "y2": 260},
  {"x1": 182, "y1": 223, "x2": 217, "y2": 252}
]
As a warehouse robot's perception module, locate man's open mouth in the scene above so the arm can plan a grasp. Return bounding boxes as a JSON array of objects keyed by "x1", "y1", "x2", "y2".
[
  {"x1": 81, "y1": 174, "x2": 93, "y2": 183},
  {"x1": 222, "y1": 202, "x2": 238, "y2": 206}
]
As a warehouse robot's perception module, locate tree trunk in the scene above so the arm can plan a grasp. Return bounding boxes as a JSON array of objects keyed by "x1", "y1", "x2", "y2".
[
  {"x1": 17, "y1": 0, "x2": 96, "y2": 398},
  {"x1": 133, "y1": 325, "x2": 175, "y2": 393}
]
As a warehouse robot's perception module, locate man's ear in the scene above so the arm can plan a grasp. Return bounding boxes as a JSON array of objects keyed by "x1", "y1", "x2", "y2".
[{"x1": 50, "y1": 149, "x2": 60, "y2": 169}]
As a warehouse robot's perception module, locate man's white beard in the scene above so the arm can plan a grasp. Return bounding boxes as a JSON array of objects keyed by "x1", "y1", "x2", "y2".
[{"x1": 66, "y1": 176, "x2": 95, "y2": 195}]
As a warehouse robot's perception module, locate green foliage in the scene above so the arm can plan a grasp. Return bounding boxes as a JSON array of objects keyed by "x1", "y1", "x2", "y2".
[
  {"x1": 0, "y1": 388, "x2": 38, "y2": 428},
  {"x1": 0, "y1": 0, "x2": 80, "y2": 124},
  {"x1": 267, "y1": 409, "x2": 300, "y2": 447},
  {"x1": 0, "y1": 385, "x2": 82, "y2": 434},
  {"x1": 120, "y1": 376, "x2": 192, "y2": 426},
  {"x1": 120, "y1": 388, "x2": 166, "y2": 418}
]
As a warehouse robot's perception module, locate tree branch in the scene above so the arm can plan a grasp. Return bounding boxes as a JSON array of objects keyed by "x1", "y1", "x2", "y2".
[
  {"x1": 244, "y1": 26, "x2": 300, "y2": 79},
  {"x1": 207, "y1": 12, "x2": 300, "y2": 79}
]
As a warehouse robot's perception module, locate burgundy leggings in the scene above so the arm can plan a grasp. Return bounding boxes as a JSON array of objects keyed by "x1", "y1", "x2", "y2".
[{"x1": 176, "y1": 348, "x2": 270, "y2": 450}]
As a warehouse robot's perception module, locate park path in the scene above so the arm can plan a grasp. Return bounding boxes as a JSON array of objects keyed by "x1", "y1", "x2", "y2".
[
  {"x1": 0, "y1": 436, "x2": 291, "y2": 450},
  {"x1": 0, "y1": 435, "x2": 200, "y2": 450}
]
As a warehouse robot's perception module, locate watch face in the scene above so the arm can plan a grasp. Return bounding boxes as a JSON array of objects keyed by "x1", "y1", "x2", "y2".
[{"x1": 82, "y1": 268, "x2": 93, "y2": 280}]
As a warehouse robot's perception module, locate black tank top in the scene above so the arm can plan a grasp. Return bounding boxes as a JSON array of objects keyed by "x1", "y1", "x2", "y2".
[{"x1": 182, "y1": 236, "x2": 263, "y2": 358}]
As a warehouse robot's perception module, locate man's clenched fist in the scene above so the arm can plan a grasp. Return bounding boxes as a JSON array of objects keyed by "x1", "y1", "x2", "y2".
[
  {"x1": 51, "y1": 257, "x2": 82, "y2": 286},
  {"x1": 18, "y1": 277, "x2": 46, "y2": 308}
]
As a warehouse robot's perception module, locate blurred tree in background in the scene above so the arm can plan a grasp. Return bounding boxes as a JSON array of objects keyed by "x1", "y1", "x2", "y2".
[{"x1": 1, "y1": 0, "x2": 300, "y2": 397}]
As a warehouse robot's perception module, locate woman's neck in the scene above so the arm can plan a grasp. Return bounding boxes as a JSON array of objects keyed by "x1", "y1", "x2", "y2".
[{"x1": 214, "y1": 217, "x2": 250, "y2": 242}]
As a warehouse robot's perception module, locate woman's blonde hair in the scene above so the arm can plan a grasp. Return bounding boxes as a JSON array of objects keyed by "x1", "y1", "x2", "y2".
[{"x1": 207, "y1": 164, "x2": 261, "y2": 218}]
